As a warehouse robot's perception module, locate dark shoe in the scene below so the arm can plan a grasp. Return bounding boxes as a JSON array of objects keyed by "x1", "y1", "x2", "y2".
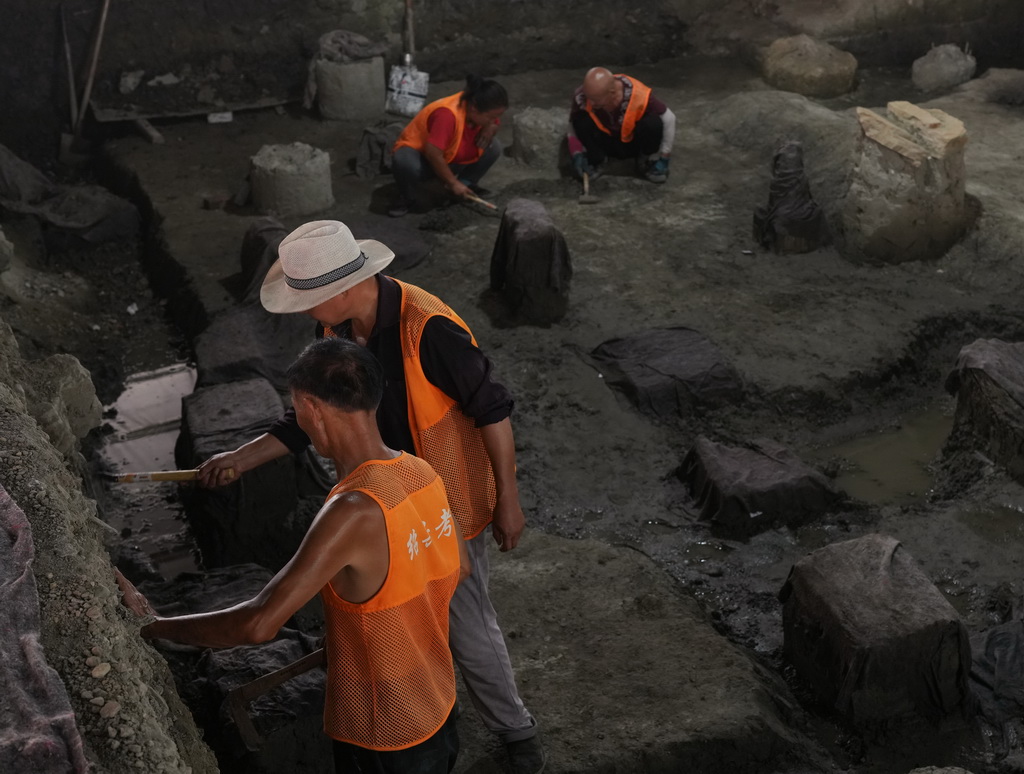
[
  {"x1": 505, "y1": 735, "x2": 546, "y2": 774},
  {"x1": 388, "y1": 196, "x2": 410, "y2": 218},
  {"x1": 644, "y1": 156, "x2": 670, "y2": 184}
]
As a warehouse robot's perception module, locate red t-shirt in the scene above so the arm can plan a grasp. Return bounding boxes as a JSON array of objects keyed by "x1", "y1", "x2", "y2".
[{"x1": 427, "y1": 108, "x2": 486, "y2": 164}]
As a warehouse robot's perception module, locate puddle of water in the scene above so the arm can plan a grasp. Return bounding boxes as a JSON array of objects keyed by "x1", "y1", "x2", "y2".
[
  {"x1": 817, "y1": 404, "x2": 954, "y2": 505},
  {"x1": 99, "y1": 363, "x2": 199, "y2": 578},
  {"x1": 954, "y1": 502, "x2": 1024, "y2": 547}
]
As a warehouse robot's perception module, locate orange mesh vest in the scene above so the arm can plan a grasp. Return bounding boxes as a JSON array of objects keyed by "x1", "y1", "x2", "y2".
[
  {"x1": 323, "y1": 282, "x2": 498, "y2": 539},
  {"x1": 585, "y1": 75, "x2": 652, "y2": 143},
  {"x1": 393, "y1": 91, "x2": 484, "y2": 165},
  {"x1": 395, "y1": 280, "x2": 497, "y2": 539},
  {"x1": 321, "y1": 453, "x2": 461, "y2": 750}
]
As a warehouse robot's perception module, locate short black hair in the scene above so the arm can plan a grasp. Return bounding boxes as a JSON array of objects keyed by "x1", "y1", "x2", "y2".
[
  {"x1": 286, "y1": 338, "x2": 383, "y2": 412},
  {"x1": 461, "y1": 74, "x2": 508, "y2": 113}
]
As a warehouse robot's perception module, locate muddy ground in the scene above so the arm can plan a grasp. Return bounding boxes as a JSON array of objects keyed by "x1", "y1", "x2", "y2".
[{"x1": 6, "y1": 53, "x2": 1024, "y2": 772}]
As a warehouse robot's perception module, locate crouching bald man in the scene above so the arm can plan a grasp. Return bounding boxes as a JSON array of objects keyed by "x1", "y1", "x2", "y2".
[{"x1": 118, "y1": 337, "x2": 470, "y2": 774}]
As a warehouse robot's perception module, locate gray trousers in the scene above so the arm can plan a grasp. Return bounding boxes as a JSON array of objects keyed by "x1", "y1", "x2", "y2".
[
  {"x1": 392, "y1": 141, "x2": 503, "y2": 201},
  {"x1": 449, "y1": 530, "x2": 536, "y2": 743}
]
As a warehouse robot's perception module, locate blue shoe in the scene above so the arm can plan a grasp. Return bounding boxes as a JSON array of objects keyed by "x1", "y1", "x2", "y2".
[{"x1": 644, "y1": 156, "x2": 670, "y2": 184}]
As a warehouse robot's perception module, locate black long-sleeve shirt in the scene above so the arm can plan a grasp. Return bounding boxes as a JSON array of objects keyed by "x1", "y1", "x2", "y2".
[{"x1": 269, "y1": 275, "x2": 514, "y2": 454}]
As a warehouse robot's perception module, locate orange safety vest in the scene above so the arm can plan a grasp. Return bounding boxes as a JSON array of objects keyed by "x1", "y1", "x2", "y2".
[
  {"x1": 324, "y1": 281, "x2": 498, "y2": 539},
  {"x1": 395, "y1": 280, "x2": 498, "y2": 539},
  {"x1": 393, "y1": 91, "x2": 485, "y2": 165},
  {"x1": 321, "y1": 453, "x2": 461, "y2": 750},
  {"x1": 584, "y1": 74, "x2": 652, "y2": 144}
]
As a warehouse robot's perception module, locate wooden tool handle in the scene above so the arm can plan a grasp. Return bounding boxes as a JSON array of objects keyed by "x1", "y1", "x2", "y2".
[
  {"x1": 583, "y1": 171, "x2": 590, "y2": 196},
  {"x1": 463, "y1": 192, "x2": 497, "y2": 210},
  {"x1": 114, "y1": 469, "x2": 201, "y2": 483},
  {"x1": 233, "y1": 649, "x2": 326, "y2": 703}
]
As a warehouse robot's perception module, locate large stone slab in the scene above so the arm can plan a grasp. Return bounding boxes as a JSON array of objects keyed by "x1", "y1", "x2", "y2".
[
  {"x1": 591, "y1": 327, "x2": 744, "y2": 419},
  {"x1": 316, "y1": 56, "x2": 384, "y2": 121},
  {"x1": 840, "y1": 101, "x2": 968, "y2": 264},
  {"x1": 489, "y1": 198, "x2": 572, "y2": 325},
  {"x1": 679, "y1": 436, "x2": 842, "y2": 537},
  {"x1": 752, "y1": 139, "x2": 830, "y2": 254},
  {"x1": 511, "y1": 106, "x2": 567, "y2": 172},
  {"x1": 912, "y1": 44, "x2": 977, "y2": 92},
  {"x1": 761, "y1": 34, "x2": 857, "y2": 98},
  {"x1": 194, "y1": 304, "x2": 310, "y2": 391},
  {"x1": 250, "y1": 142, "x2": 334, "y2": 218},
  {"x1": 779, "y1": 534, "x2": 972, "y2": 726},
  {"x1": 944, "y1": 338, "x2": 1024, "y2": 484},
  {"x1": 178, "y1": 378, "x2": 325, "y2": 570}
]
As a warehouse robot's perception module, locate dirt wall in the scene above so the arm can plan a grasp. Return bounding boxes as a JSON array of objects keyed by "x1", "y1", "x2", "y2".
[{"x1": 3, "y1": 0, "x2": 1023, "y2": 164}]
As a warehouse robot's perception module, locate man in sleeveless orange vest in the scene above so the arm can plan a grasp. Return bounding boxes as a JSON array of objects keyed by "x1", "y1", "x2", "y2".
[
  {"x1": 197, "y1": 220, "x2": 547, "y2": 773},
  {"x1": 567, "y1": 66, "x2": 676, "y2": 184},
  {"x1": 117, "y1": 336, "x2": 470, "y2": 773},
  {"x1": 389, "y1": 74, "x2": 508, "y2": 217}
]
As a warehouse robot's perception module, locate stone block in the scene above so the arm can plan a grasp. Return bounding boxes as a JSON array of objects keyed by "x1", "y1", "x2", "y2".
[
  {"x1": 237, "y1": 217, "x2": 288, "y2": 303},
  {"x1": 316, "y1": 56, "x2": 384, "y2": 121},
  {"x1": 840, "y1": 101, "x2": 968, "y2": 264},
  {"x1": 752, "y1": 140, "x2": 830, "y2": 254},
  {"x1": 178, "y1": 378, "x2": 325, "y2": 570},
  {"x1": 678, "y1": 436, "x2": 842, "y2": 537},
  {"x1": 944, "y1": 338, "x2": 1024, "y2": 484},
  {"x1": 912, "y1": 44, "x2": 977, "y2": 93},
  {"x1": 591, "y1": 327, "x2": 744, "y2": 420},
  {"x1": 511, "y1": 106, "x2": 567, "y2": 171},
  {"x1": 251, "y1": 142, "x2": 334, "y2": 218},
  {"x1": 779, "y1": 534, "x2": 972, "y2": 726},
  {"x1": 489, "y1": 198, "x2": 572, "y2": 325},
  {"x1": 194, "y1": 304, "x2": 311, "y2": 391},
  {"x1": 762, "y1": 34, "x2": 857, "y2": 98}
]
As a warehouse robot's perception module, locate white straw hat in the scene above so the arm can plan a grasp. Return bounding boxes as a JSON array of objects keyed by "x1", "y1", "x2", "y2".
[{"x1": 260, "y1": 220, "x2": 395, "y2": 313}]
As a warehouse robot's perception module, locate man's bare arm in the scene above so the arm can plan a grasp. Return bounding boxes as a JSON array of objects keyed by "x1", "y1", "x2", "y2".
[
  {"x1": 196, "y1": 432, "x2": 290, "y2": 488},
  {"x1": 479, "y1": 418, "x2": 526, "y2": 551},
  {"x1": 122, "y1": 493, "x2": 383, "y2": 647}
]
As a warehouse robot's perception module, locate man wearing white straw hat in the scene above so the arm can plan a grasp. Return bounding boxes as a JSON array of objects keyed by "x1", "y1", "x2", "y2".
[{"x1": 198, "y1": 220, "x2": 546, "y2": 774}]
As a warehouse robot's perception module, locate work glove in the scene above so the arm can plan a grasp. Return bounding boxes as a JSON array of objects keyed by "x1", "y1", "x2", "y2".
[{"x1": 571, "y1": 152, "x2": 591, "y2": 181}]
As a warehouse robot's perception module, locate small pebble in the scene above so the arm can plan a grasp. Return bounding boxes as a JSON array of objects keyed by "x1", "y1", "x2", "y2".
[
  {"x1": 99, "y1": 700, "x2": 121, "y2": 719},
  {"x1": 91, "y1": 663, "x2": 111, "y2": 679},
  {"x1": 90, "y1": 697, "x2": 105, "y2": 707},
  {"x1": 80, "y1": 690, "x2": 93, "y2": 700},
  {"x1": 119, "y1": 725, "x2": 134, "y2": 738},
  {"x1": 86, "y1": 656, "x2": 100, "y2": 668},
  {"x1": 86, "y1": 606, "x2": 102, "y2": 619},
  {"x1": 107, "y1": 725, "x2": 118, "y2": 738},
  {"x1": 110, "y1": 740, "x2": 120, "y2": 750},
  {"x1": 91, "y1": 646, "x2": 102, "y2": 656}
]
